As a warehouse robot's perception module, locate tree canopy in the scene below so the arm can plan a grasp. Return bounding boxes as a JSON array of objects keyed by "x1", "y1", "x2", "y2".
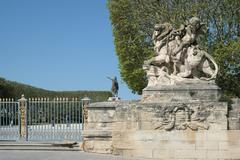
[
  {"x1": 0, "y1": 77, "x2": 111, "y2": 102},
  {"x1": 108, "y1": 0, "x2": 240, "y2": 97}
]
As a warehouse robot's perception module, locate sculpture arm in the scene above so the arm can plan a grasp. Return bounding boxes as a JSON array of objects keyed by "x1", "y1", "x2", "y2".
[{"x1": 107, "y1": 76, "x2": 113, "y2": 81}]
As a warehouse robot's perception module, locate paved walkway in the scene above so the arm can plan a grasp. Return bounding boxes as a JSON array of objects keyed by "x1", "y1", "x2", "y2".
[{"x1": 0, "y1": 150, "x2": 141, "y2": 160}]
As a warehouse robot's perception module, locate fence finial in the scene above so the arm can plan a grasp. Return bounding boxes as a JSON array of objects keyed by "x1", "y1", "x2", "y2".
[{"x1": 18, "y1": 94, "x2": 27, "y2": 101}]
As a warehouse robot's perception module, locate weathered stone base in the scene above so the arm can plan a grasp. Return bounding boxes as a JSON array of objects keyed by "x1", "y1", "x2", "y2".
[
  {"x1": 113, "y1": 130, "x2": 240, "y2": 159},
  {"x1": 82, "y1": 97, "x2": 240, "y2": 159},
  {"x1": 83, "y1": 100, "x2": 230, "y2": 159},
  {"x1": 113, "y1": 101, "x2": 228, "y2": 131},
  {"x1": 82, "y1": 102, "x2": 117, "y2": 154},
  {"x1": 142, "y1": 83, "x2": 221, "y2": 103}
]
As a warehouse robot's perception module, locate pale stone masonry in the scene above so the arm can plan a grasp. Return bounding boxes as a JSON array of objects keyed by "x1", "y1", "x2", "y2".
[
  {"x1": 82, "y1": 17, "x2": 240, "y2": 159},
  {"x1": 113, "y1": 130, "x2": 240, "y2": 159},
  {"x1": 82, "y1": 101, "x2": 240, "y2": 159},
  {"x1": 228, "y1": 98, "x2": 240, "y2": 130},
  {"x1": 82, "y1": 102, "x2": 116, "y2": 154}
]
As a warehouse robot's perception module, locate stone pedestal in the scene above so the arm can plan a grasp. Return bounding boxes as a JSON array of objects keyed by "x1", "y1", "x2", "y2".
[
  {"x1": 83, "y1": 100, "x2": 229, "y2": 155},
  {"x1": 82, "y1": 102, "x2": 117, "y2": 154},
  {"x1": 82, "y1": 84, "x2": 240, "y2": 159},
  {"x1": 142, "y1": 83, "x2": 221, "y2": 103}
]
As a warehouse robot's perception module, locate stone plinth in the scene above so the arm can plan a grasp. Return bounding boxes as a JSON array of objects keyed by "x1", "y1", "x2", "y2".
[
  {"x1": 113, "y1": 130, "x2": 240, "y2": 159},
  {"x1": 82, "y1": 102, "x2": 117, "y2": 154},
  {"x1": 83, "y1": 100, "x2": 229, "y2": 158},
  {"x1": 81, "y1": 84, "x2": 240, "y2": 159},
  {"x1": 142, "y1": 83, "x2": 221, "y2": 103}
]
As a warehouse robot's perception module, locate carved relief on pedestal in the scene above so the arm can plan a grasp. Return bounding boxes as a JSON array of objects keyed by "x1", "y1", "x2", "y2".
[{"x1": 152, "y1": 104, "x2": 214, "y2": 131}]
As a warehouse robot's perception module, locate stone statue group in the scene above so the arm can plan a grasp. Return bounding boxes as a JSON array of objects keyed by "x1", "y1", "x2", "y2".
[{"x1": 144, "y1": 17, "x2": 218, "y2": 86}]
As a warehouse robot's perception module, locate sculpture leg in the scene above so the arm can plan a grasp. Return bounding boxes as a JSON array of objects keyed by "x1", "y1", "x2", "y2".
[
  {"x1": 173, "y1": 62, "x2": 178, "y2": 75},
  {"x1": 177, "y1": 58, "x2": 192, "y2": 78}
]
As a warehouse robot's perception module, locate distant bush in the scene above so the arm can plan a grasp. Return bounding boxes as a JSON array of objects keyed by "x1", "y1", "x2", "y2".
[{"x1": 0, "y1": 77, "x2": 111, "y2": 102}]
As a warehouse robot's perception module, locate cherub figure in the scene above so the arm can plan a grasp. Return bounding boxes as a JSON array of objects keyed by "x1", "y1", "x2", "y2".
[
  {"x1": 172, "y1": 17, "x2": 204, "y2": 56},
  {"x1": 152, "y1": 22, "x2": 173, "y2": 53}
]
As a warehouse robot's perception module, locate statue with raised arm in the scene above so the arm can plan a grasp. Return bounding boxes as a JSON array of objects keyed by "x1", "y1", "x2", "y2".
[
  {"x1": 107, "y1": 76, "x2": 119, "y2": 97},
  {"x1": 143, "y1": 17, "x2": 218, "y2": 87}
]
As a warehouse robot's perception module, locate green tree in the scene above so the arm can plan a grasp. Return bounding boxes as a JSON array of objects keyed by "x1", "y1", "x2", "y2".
[
  {"x1": 108, "y1": 0, "x2": 240, "y2": 96},
  {"x1": 213, "y1": 38, "x2": 240, "y2": 97},
  {"x1": 0, "y1": 77, "x2": 111, "y2": 102}
]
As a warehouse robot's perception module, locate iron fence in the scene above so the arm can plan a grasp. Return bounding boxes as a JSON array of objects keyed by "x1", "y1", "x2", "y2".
[
  {"x1": 0, "y1": 98, "x2": 19, "y2": 140},
  {"x1": 0, "y1": 96, "x2": 90, "y2": 142}
]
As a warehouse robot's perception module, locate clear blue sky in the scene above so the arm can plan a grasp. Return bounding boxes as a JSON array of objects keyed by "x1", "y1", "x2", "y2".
[{"x1": 0, "y1": 0, "x2": 139, "y2": 100}]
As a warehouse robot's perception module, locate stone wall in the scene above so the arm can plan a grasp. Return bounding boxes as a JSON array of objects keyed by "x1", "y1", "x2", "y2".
[
  {"x1": 83, "y1": 100, "x2": 240, "y2": 159},
  {"x1": 228, "y1": 98, "x2": 240, "y2": 130},
  {"x1": 113, "y1": 130, "x2": 240, "y2": 159},
  {"x1": 114, "y1": 102, "x2": 228, "y2": 131},
  {"x1": 82, "y1": 102, "x2": 117, "y2": 154}
]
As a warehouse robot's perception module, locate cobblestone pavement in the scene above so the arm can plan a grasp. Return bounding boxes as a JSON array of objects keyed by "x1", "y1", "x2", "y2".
[{"x1": 0, "y1": 151, "x2": 144, "y2": 160}]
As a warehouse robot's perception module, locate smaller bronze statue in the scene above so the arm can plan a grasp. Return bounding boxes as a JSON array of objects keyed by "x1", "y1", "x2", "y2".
[{"x1": 107, "y1": 76, "x2": 119, "y2": 97}]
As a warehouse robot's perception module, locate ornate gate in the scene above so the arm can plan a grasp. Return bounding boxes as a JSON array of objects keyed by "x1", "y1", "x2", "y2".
[{"x1": 0, "y1": 95, "x2": 90, "y2": 142}]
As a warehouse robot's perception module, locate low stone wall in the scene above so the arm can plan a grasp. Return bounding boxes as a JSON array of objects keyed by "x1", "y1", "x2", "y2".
[
  {"x1": 113, "y1": 130, "x2": 240, "y2": 159},
  {"x1": 113, "y1": 101, "x2": 228, "y2": 131},
  {"x1": 83, "y1": 100, "x2": 240, "y2": 159},
  {"x1": 82, "y1": 102, "x2": 117, "y2": 154}
]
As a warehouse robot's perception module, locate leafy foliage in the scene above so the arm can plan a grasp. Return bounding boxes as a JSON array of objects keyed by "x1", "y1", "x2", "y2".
[
  {"x1": 213, "y1": 38, "x2": 240, "y2": 97},
  {"x1": 108, "y1": 0, "x2": 240, "y2": 96},
  {"x1": 0, "y1": 77, "x2": 111, "y2": 102}
]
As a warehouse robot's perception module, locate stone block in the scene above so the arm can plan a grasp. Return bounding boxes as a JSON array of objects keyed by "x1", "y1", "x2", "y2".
[
  {"x1": 195, "y1": 141, "x2": 219, "y2": 150},
  {"x1": 219, "y1": 141, "x2": 240, "y2": 151},
  {"x1": 152, "y1": 149, "x2": 175, "y2": 159},
  {"x1": 209, "y1": 122, "x2": 228, "y2": 130},
  {"x1": 83, "y1": 130, "x2": 112, "y2": 138},
  {"x1": 175, "y1": 149, "x2": 206, "y2": 159},
  {"x1": 206, "y1": 131, "x2": 229, "y2": 141},
  {"x1": 83, "y1": 139, "x2": 113, "y2": 154},
  {"x1": 112, "y1": 131, "x2": 125, "y2": 140},
  {"x1": 85, "y1": 122, "x2": 114, "y2": 130},
  {"x1": 226, "y1": 130, "x2": 240, "y2": 142},
  {"x1": 207, "y1": 150, "x2": 240, "y2": 159},
  {"x1": 156, "y1": 130, "x2": 207, "y2": 142},
  {"x1": 228, "y1": 118, "x2": 240, "y2": 130},
  {"x1": 121, "y1": 149, "x2": 153, "y2": 159},
  {"x1": 231, "y1": 98, "x2": 240, "y2": 110},
  {"x1": 113, "y1": 121, "x2": 139, "y2": 130},
  {"x1": 138, "y1": 121, "x2": 154, "y2": 130},
  {"x1": 142, "y1": 84, "x2": 221, "y2": 103},
  {"x1": 88, "y1": 110, "x2": 115, "y2": 123},
  {"x1": 130, "y1": 131, "x2": 155, "y2": 141}
]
